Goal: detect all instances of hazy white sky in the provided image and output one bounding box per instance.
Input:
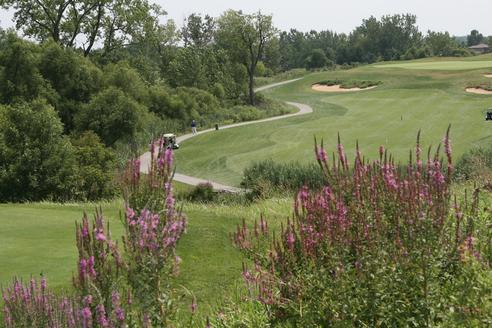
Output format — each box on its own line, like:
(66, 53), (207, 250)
(1, 0), (491, 36)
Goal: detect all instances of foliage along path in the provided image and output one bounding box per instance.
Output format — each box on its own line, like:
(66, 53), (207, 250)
(139, 78), (313, 192)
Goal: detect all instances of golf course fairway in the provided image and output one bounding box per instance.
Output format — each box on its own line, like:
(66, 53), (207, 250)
(175, 55), (492, 187)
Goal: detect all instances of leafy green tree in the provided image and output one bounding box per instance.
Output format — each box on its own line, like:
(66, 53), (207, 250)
(263, 37), (281, 73)
(425, 31), (460, 56)
(103, 62), (147, 103)
(182, 13), (215, 48)
(467, 29), (484, 46)
(71, 131), (116, 200)
(168, 47), (206, 88)
(216, 10), (277, 105)
(0, 0), (175, 56)
(304, 48), (328, 69)
(379, 14), (422, 60)
(38, 41), (103, 131)
(0, 99), (76, 201)
(75, 87), (144, 146)
(0, 33), (53, 104)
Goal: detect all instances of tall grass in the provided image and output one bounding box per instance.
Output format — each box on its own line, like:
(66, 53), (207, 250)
(241, 160), (326, 197)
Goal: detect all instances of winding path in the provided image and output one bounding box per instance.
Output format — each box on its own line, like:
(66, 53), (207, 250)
(139, 78), (313, 192)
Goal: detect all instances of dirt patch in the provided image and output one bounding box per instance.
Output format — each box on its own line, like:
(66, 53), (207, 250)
(484, 74), (492, 78)
(466, 87), (492, 95)
(312, 84), (378, 92)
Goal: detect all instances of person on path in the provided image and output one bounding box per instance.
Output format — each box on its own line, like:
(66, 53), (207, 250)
(191, 120), (197, 135)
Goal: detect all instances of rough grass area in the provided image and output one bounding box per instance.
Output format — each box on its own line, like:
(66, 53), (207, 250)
(315, 79), (382, 89)
(175, 55), (492, 187)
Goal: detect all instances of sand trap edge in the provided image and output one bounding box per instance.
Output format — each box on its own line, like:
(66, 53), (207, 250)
(312, 84), (378, 92)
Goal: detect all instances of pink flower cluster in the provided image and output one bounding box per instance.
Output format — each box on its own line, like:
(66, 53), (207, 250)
(125, 207), (186, 255)
(233, 129), (486, 309)
(2, 277), (127, 328)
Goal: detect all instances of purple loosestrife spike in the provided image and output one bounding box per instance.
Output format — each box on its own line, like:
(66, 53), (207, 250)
(83, 295), (93, 306)
(96, 304), (109, 327)
(79, 258), (88, 282)
(127, 290), (132, 306)
(115, 307), (125, 322)
(126, 207), (135, 220)
(87, 256), (96, 279)
(143, 313), (151, 328)
(191, 297), (197, 314)
(111, 291), (120, 307)
(3, 307), (12, 327)
(165, 148), (173, 167)
(286, 229), (295, 250)
(95, 230), (106, 241)
(81, 307), (92, 328)
(316, 146), (327, 162)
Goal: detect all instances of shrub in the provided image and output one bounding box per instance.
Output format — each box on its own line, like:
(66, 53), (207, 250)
(454, 145), (492, 182)
(0, 99), (77, 202)
(75, 87), (144, 147)
(241, 160), (326, 195)
(71, 132), (117, 201)
(186, 182), (217, 203)
(233, 129), (492, 326)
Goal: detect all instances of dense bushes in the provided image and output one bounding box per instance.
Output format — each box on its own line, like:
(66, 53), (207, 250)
(0, 100), (76, 201)
(455, 145), (492, 182)
(71, 132), (116, 201)
(242, 160), (326, 197)
(232, 131), (492, 326)
(75, 87), (144, 147)
(0, 100), (117, 202)
(185, 183), (217, 203)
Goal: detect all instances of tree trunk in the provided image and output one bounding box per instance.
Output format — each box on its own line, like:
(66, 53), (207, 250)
(248, 70), (255, 106)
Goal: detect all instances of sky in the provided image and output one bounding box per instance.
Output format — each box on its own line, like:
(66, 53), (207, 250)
(0, 0), (491, 36)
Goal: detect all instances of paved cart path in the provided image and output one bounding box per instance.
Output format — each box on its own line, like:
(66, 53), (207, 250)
(139, 78), (313, 193)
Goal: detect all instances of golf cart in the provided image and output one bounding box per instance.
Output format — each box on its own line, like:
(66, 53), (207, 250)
(163, 133), (180, 149)
(486, 110), (492, 121)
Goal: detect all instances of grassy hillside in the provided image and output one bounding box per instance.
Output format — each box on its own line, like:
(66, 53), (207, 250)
(175, 55), (492, 186)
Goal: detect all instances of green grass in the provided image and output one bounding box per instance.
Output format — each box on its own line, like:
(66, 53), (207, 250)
(375, 60), (492, 70)
(0, 197), (292, 320)
(175, 55), (492, 187)
(0, 201), (124, 290)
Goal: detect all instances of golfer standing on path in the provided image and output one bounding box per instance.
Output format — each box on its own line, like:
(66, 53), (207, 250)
(191, 119), (197, 135)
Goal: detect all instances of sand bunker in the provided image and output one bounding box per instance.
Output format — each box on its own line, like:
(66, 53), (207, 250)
(466, 87), (492, 95)
(484, 74), (492, 78)
(312, 84), (378, 92)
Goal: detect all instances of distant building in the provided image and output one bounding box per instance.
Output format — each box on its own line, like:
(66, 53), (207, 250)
(468, 43), (490, 54)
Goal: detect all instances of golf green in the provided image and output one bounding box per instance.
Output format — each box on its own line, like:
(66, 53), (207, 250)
(175, 56), (492, 187)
